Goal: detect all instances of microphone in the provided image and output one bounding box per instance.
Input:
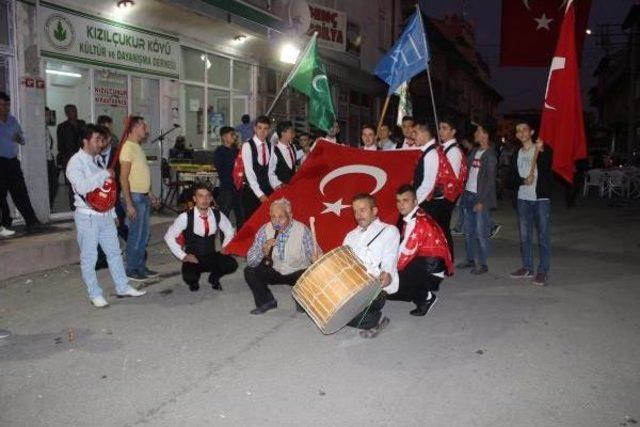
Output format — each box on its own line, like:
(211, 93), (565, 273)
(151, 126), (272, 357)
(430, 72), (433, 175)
(263, 228), (280, 267)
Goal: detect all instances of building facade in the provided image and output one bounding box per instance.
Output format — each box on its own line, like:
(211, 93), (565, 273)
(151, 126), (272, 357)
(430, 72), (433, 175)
(2, 0), (400, 223)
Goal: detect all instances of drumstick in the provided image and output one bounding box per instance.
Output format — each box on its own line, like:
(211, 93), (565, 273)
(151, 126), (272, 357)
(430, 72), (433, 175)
(309, 216), (319, 258)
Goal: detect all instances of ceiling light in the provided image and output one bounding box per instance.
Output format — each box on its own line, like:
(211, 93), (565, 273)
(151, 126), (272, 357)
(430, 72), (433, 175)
(280, 43), (300, 64)
(46, 69), (82, 78)
(117, 0), (134, 9)
(234, 35), (248, 43)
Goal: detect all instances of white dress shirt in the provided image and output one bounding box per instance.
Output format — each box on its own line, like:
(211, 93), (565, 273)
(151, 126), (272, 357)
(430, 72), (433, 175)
(65, 149), (113, 216)
(400, 137), (421, 150)
(399, 206), (445, 278)
(362, 144), (378, 151)
(164, 208), (236, 260)
(442, 139), (463, 178)
(241, 135), (271, 198)
(415, 139), (440, 204)
(343, 218), (400, 294)
(268, 141), (297, 188)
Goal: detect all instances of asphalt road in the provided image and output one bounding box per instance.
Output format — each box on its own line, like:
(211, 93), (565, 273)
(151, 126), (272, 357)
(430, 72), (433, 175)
(1, 198), (639, 427)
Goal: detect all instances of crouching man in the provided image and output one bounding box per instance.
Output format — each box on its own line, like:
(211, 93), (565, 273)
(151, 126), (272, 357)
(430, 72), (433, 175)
(244, 198), (321, 314)
(164, 181), (238, 291)
(389, 185), (453, 316)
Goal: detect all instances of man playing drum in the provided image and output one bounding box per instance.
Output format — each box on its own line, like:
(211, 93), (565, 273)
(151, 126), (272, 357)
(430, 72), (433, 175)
(343, 193), (400, 338)
(388, 184), (453, 316)
(244, 198), (321, 314)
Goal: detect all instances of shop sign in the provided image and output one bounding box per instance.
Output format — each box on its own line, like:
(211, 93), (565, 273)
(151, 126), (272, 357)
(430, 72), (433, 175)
(38, 2), (180, 78)
(307, 3), (346, 52)
(95, 87), (128, 107)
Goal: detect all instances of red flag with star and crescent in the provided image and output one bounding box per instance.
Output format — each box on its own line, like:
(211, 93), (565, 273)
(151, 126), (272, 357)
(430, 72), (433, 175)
(225, 142), (422, 256)
(539, 0), (587, 183)
(500, 0), (591, 67)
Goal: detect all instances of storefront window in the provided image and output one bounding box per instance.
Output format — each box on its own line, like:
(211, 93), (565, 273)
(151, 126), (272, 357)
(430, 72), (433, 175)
(207, 88), (230, 143)
(131, 77), (160, 157)
(184, 84), (204, 148)
(233, 61), (251, 91)
(207, 55), (230, 88)
(182, 47), (206, 83)
(0, 0), (9, 47)
(93, 70), (128, 139)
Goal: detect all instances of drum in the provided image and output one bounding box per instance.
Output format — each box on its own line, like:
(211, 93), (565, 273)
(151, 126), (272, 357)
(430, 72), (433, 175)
(292, 245), (381, 334)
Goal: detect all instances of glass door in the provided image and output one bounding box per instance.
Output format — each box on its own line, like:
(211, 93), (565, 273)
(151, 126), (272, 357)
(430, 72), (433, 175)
(93, 69), (128, 141)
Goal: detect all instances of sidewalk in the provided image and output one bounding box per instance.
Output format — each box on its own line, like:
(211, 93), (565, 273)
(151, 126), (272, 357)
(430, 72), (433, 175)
(0, 214), (175, 281)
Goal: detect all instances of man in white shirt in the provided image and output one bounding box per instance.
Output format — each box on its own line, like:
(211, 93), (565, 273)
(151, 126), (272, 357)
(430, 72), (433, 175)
(438, 118), (464, 180)
(66, 124), (146, 308)
(268, 121), (297, 189)
(377, 124), (396, 151)
(241, 115), (274, 219)
(360, 124), (379, 150)
(343, 193), (399, 338)
(165, 181), (238, 292)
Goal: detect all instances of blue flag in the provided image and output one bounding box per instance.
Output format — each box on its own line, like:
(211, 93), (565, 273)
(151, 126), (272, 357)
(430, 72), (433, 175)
(374, 10), (430, 96)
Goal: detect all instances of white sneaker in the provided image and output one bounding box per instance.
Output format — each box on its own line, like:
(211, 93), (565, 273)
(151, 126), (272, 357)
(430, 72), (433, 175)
(0, 226), (16, 237)
(117, 286), (146, 298)
(90, 296), (109, 308)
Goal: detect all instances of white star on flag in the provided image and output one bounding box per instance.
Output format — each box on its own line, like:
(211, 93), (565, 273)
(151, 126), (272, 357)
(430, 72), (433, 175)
(321, 198), (350, 216)
(535, 13), (553, 31)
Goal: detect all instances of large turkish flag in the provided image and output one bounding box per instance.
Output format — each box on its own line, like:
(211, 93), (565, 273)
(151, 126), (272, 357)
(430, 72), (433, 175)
(500, 0), (591, 67)
(225, 142), (422, 256)
(539, 0), (587, 183)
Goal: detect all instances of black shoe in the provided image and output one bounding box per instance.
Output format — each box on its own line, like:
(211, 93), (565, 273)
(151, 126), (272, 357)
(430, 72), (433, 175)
(127, 272), (149, 282)
(456, 260), (475, 269)
(25, 222), (45, 234)
(143, 268), (160, 279)
(471, 265), (489, 275)
(187, 282), (200, 292)
(359, 316), (390, 339)
(208, 275), (222, 291)
(250, 300), (277, 315)
(410, 294), (437, 316)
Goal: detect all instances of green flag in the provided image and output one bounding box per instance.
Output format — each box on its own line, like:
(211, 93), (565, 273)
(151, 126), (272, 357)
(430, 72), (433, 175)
(286, 34), (336, 132)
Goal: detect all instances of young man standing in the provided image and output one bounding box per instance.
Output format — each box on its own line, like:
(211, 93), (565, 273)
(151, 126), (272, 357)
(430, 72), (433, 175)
(240, 115), (273, 219)
(360, 124), (379, 151)
(0, 92), (42, 235)
(164, 182), (238, 292)
(214, 126), (243, 227)
(397, 116), (417, 149)
(458, 124), (497, 275)
(378, 124), (396, 151)
(268, 121), (298, 189)
(119, 116), (160, 282)
(510, 122), (553, 286)
(66, 124), (146, 307)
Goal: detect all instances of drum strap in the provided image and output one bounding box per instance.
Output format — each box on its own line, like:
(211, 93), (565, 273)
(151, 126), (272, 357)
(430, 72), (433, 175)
(366, 227), (387, 247)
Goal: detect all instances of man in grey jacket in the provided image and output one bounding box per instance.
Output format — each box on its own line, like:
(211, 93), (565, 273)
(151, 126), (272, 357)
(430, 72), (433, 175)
(457, 123), (497, 274)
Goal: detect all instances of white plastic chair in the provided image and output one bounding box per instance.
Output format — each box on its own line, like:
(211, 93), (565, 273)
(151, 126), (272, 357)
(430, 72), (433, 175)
(583, 169), (605, 196)
(603, 170), (629, 198)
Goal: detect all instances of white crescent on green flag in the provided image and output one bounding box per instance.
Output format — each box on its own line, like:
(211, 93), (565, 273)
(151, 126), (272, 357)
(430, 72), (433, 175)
(285, 34), (336, 132)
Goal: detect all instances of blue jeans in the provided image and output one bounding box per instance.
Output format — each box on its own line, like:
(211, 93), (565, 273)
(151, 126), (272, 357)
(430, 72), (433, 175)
(517, 199), (551, 274)
(125, 193), (151, 275)
(462, 191), (491, 266)
(74, 211), (130, 298)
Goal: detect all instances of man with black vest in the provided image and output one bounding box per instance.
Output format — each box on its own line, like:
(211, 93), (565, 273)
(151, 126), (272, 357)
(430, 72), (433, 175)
(164, 181), (238, 292)
(241, 115), (273, 219)
(268, 120), (297, 189)
(411, 121), (459, 259)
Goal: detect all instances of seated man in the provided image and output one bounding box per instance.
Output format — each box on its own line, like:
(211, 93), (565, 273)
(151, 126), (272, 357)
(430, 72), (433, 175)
(389, 184), (453, 316)
(343, 193), (400, 338)
(244, 198), (320, 314)
(164, 181), (238, 292)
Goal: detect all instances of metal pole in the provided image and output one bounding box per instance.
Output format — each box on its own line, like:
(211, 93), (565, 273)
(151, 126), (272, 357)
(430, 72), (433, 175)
(416, 5), (440, 133)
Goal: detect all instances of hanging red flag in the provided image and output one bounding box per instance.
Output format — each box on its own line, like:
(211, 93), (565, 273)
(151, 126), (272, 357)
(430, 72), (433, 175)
(225, 142), (422, 256)
(500, 0), (591, 67)
(539, 0), (588, 183)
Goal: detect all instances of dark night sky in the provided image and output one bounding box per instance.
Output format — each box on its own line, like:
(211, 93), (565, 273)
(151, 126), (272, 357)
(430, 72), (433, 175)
(419, 0), (634, 112)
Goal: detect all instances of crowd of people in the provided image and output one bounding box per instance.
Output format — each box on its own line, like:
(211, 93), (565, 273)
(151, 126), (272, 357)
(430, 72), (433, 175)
(1, 94), (554, 338)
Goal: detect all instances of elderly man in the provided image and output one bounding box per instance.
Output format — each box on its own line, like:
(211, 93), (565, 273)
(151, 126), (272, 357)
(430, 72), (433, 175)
(244, 198), (320, 314)
(343, 193), (399, 338)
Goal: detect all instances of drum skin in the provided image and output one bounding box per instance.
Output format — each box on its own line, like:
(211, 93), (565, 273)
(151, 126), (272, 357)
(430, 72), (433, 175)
(292, 245), (382, 334)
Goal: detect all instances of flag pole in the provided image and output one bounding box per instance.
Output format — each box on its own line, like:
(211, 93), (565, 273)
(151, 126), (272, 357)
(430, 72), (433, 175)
(416, 5), (440, 133)
(376, 95), (391, 136)
(265, 33), (318, 117)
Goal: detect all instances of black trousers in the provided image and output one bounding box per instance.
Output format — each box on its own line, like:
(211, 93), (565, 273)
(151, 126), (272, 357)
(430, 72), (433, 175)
(388, 257), (444, 305)
(421, 198), (455, 260)
(0, 157), (40, 227)
(217, 186), (245, 228)
(182, 252), (238, 286)
(242, 186), (262, 221)
(346, 292), (387, 330)
(47, 159), (59, 209)
(244, 264), (305, 307)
